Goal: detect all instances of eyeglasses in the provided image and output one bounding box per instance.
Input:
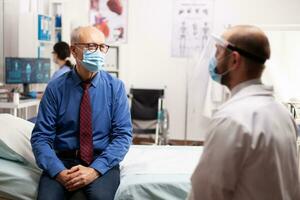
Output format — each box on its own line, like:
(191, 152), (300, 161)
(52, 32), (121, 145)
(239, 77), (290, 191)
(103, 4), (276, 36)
(74, 43), (110, 54)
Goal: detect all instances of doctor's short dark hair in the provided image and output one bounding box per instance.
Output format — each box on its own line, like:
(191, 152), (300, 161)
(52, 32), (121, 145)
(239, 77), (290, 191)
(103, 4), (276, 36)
(53, 41), (71, 60)
(227, 25), (270, 67)
(53, 41), (73, 68)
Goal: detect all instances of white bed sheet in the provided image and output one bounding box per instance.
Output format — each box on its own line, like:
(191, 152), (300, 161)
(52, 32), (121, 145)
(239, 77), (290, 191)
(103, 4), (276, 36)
(0, 142), (203, 200)
(115, 145), (203, 200)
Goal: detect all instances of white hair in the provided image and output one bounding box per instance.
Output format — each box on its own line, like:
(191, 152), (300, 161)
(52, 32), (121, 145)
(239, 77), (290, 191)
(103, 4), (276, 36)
(70, 26), (82, 45)
(70, 26), (105, 45)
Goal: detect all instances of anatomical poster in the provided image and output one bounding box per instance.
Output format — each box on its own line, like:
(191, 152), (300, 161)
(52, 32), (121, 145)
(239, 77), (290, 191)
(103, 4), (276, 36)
(90, 0), (128, 44)
(172, 0), (214, 57)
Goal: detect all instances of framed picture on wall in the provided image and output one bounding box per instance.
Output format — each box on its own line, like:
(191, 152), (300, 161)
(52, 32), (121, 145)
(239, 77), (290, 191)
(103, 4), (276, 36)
(105, 46), (119, 70)
(89, 0), (128, 44)
(104, 46), (119, 77)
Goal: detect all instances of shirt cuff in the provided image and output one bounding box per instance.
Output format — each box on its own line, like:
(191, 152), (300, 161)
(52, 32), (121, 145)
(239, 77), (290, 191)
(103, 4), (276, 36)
(90, 159), (110, 175)
(47, 160), (66, 178)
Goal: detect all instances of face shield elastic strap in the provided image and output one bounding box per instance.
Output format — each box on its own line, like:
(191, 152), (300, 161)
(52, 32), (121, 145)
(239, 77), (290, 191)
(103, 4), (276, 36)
(211, 34), (267, 64)
(226, 44), (266, 64)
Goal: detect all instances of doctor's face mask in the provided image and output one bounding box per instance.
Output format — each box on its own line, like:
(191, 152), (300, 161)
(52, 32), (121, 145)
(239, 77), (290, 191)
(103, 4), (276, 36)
(207, 35), (235, 84)
(209, 49), (234, 84)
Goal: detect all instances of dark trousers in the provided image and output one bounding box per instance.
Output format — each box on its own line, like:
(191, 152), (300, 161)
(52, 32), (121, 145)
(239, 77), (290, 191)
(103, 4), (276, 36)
(37, 158), (120, 200)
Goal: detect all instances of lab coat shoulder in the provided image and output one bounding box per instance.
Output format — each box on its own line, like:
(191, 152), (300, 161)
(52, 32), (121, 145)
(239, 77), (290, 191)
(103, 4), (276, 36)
(202, 85), (274, 150)
(213, 85), (288, 132)
(214, 84), (297, 142)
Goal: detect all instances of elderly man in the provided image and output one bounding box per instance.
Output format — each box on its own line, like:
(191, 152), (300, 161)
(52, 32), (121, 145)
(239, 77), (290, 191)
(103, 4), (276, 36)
(189, 25), (300, 200)
(31, 26), (132, 200)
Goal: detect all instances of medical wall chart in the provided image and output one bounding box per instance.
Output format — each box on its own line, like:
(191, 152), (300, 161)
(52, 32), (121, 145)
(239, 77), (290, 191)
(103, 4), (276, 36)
(90, 0), (128, 44)
(171, 0), (214, 57)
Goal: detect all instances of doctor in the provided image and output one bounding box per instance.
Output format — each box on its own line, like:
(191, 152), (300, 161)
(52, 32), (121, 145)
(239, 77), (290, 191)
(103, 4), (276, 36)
(189, 25), (300, 200)
(31, 26), (132, 200)
(50, 41), (73, 81)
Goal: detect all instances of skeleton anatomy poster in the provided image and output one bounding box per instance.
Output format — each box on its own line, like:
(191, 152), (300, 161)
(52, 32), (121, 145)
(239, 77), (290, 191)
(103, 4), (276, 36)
(172, 0), (214, 57)
(90, 0), (128, 44)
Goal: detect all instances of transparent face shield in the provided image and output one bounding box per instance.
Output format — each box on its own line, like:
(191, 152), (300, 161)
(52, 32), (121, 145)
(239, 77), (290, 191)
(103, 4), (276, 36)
(189, 34), (232, 80)
(193, 34), (267, 79)
(209, 34), (234, 63)
(185, 34), (233, 127)
(210, 34), (267, 64)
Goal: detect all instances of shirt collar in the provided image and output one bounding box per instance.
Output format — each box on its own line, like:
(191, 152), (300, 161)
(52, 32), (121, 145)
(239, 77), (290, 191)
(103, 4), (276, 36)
(231, 78), (262, 96)
(70, 67), (101, 88)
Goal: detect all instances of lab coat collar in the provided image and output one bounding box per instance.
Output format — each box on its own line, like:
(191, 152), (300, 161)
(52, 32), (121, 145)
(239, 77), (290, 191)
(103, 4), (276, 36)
(219, 82), (274, 110)
(232, 83), (273, 99)
(231, 78), (262, 96)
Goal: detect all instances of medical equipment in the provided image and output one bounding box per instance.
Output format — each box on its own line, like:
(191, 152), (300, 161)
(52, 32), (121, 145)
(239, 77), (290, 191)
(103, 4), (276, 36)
(157, 104), (169, 145)
(129, 87), (169, 145)
(284, 100), (300, 128)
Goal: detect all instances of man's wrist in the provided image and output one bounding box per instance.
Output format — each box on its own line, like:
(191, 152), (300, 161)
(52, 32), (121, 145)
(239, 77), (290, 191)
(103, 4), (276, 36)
(54, 169), (65, 179)
(91, 167), (102, 177)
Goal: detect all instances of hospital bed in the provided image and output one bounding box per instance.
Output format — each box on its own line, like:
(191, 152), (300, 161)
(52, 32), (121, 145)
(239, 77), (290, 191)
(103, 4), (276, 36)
(115, 145), (202, 200)
(0, 114), (202, 200)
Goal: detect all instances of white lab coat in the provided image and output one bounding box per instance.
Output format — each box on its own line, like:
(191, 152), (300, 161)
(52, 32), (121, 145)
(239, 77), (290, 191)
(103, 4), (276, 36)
(189, 82), (300, 200)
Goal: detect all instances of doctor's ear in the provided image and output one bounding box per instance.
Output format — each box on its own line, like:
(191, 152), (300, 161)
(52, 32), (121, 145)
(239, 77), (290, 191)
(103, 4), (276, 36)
(231, 51), (242, 66)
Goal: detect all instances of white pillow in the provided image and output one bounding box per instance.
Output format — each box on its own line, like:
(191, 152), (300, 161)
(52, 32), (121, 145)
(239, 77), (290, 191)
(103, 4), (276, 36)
(0, 114), (37, 167)
(0, 158), (41, 200)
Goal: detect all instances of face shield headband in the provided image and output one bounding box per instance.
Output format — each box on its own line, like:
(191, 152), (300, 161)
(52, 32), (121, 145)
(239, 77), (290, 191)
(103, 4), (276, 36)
(211, 34), (267, 64)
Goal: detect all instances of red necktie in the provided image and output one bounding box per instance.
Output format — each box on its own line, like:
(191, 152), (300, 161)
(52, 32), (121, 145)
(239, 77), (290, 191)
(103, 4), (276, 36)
(79, 82), (93, 165)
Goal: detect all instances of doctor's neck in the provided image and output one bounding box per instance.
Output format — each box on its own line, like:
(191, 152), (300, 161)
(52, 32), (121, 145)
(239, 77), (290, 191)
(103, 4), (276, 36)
(224, 69), (263, 91)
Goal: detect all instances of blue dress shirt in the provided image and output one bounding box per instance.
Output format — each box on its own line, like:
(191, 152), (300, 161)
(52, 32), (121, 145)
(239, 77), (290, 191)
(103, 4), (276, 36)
(31, 69), (132, 177)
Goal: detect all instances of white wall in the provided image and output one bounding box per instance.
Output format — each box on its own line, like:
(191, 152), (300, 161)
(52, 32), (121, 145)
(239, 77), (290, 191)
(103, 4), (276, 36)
(45, 0), (300, 140)
(263, 27), (300, 101)
(213, 0), (300, 29)
(0, 0), (3, 85)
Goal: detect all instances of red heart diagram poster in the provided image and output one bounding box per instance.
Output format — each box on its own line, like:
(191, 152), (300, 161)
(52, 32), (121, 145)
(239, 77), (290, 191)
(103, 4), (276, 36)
(90, 0), (128, 44)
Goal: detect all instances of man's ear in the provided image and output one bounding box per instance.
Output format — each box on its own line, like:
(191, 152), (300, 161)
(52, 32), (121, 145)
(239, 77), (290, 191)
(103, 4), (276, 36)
(70, 46), (77, 58)
(232, 51), (241, 67)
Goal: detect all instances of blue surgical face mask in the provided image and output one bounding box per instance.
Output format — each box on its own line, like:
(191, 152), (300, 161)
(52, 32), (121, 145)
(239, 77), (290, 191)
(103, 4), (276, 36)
(80, 50), (105, 72)
(208, 55), (234, 84)
(209, 57), (222, 83)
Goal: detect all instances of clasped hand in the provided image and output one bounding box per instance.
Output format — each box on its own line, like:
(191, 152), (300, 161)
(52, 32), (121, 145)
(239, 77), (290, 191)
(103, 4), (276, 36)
(56, 165), (100, 191)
